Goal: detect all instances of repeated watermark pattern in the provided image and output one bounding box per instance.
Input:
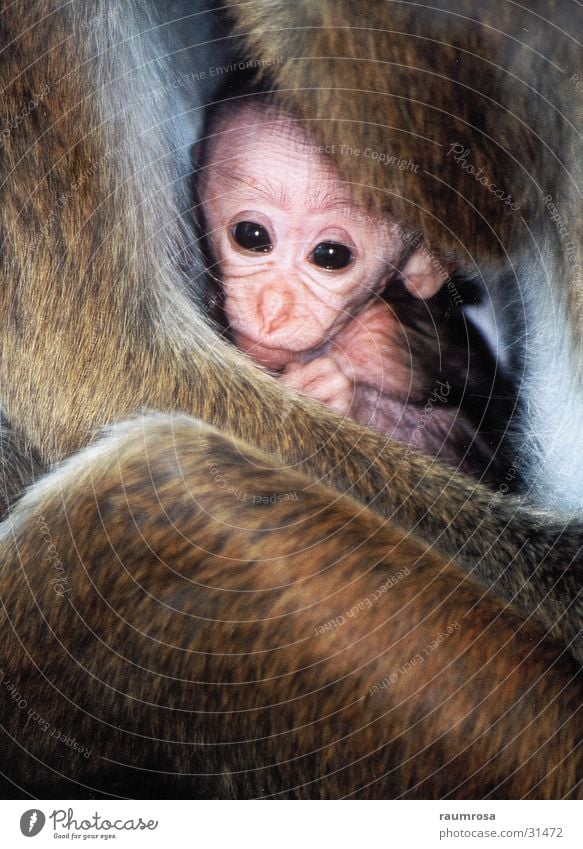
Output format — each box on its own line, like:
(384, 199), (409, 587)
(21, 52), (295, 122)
(447, 143), (520, 211)
(369, 621), (461, 695)
(342, 207), (460, 306)
(333, 142), (420, 173)
(205, 459), (298, 505)
(543, 194), (582, 289)
(152, 56), (285, 96)
(36, 512), (71, 597)
(314, 566), (411, 636)
(0, 84), (49, 145)
(404, 381), (451, 460)
(0, 670), (92, 760)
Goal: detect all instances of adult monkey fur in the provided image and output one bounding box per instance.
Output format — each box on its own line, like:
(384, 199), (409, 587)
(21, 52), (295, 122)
(0, 0), (580, 799)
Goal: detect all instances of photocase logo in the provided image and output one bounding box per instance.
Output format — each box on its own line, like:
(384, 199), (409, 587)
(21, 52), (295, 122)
(19, 810), (46, 837)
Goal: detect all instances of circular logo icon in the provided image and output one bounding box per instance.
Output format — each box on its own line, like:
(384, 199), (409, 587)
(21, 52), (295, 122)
(19, 810), (46, 837)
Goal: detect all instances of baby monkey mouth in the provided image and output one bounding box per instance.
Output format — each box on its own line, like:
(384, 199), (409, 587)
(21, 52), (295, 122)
(233, 328), (329, 371)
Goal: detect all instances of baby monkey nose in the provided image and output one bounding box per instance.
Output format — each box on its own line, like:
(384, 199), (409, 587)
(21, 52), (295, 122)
(257, 284), (294, 334)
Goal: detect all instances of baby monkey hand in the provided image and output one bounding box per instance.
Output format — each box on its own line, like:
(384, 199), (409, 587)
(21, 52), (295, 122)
(280, 356), (354, 417)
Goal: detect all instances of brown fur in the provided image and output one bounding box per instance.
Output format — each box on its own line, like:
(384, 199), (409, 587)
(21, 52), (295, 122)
(0, 0), (580, 797)
(0, 417), (45, 515)
(0, 417), (580, 798)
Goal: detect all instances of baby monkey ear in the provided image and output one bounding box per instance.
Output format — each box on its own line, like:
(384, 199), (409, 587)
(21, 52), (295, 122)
(400, 246), (452, 300)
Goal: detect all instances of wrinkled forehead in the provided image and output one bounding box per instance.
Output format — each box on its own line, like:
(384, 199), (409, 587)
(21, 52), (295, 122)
(201, 103), (346, 193)
(210, 102), (310, 150)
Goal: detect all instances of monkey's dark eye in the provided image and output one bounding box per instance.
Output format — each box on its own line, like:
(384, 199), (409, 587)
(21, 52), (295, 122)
(232, 221), (273, 252)
(311, 241), (353, 270)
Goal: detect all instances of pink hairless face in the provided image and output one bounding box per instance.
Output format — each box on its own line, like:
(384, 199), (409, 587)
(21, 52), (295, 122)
(199, 104), (446, 370)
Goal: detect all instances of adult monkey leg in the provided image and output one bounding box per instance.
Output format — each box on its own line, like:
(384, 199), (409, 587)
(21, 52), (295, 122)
(0, 1), (580, 655)
(0, 416), (580, 799)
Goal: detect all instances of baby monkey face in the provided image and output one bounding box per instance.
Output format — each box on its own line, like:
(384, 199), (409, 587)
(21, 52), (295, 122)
(200, 107), (401, 369)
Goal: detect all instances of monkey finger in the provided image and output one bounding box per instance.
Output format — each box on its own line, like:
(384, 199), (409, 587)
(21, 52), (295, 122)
(281, 357), (353, 415)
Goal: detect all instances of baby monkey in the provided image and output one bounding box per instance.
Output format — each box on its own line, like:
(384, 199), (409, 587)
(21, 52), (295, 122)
(196, 98), (510, 479)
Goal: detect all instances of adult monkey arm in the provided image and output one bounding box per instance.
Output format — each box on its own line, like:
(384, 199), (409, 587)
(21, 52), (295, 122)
(0, 0), (580, 657)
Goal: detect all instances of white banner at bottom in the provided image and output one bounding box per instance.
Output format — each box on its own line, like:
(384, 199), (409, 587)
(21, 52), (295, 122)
(1, 799), (580, 848)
